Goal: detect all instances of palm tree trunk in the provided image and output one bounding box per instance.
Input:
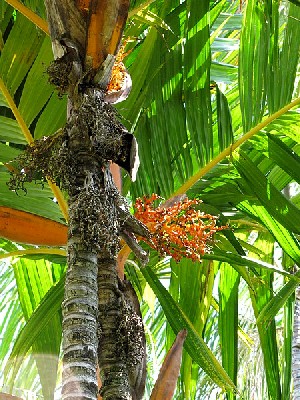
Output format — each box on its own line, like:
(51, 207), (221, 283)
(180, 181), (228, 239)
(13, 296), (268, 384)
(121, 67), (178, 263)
(95, 167), (147, 400)
(293, 287), (300, 400)
(43, 3), (147, 398)
(61, 86), (127, 400)
(282, 185), (299, 400)
(60, 88), (146, 400)
(97, 244), (132, 400)
(61, 90), (103, 400)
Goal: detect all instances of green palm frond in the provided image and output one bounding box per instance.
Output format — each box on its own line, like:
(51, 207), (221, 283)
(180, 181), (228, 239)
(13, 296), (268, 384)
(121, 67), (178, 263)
(0, 0), (299, 398)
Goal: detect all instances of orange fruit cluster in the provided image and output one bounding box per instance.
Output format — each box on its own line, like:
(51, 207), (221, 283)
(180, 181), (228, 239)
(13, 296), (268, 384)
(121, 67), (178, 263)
(106, 61), (128, 93)
(134, 194), (227, 262)
(106, 41), (129, 94)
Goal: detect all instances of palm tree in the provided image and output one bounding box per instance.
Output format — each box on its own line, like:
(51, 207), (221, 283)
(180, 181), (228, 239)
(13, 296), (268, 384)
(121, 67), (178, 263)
(0, 0), (300, 399)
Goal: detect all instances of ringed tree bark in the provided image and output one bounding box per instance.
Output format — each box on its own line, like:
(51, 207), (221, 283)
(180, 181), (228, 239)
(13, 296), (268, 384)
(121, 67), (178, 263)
(13, 1), (149, 399)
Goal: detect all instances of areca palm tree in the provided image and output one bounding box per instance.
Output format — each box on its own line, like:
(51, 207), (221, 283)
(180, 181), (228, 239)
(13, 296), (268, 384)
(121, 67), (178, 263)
(0, 0), (300, 399)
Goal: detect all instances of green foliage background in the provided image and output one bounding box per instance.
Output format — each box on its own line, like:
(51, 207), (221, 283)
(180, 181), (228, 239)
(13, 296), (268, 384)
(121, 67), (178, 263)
(0, 0), (300, 399)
